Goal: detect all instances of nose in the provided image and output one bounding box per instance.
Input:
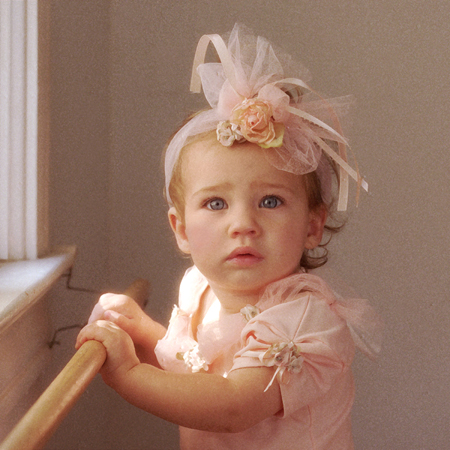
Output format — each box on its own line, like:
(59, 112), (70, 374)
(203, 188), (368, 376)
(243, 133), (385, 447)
(228, 206), (261, 238)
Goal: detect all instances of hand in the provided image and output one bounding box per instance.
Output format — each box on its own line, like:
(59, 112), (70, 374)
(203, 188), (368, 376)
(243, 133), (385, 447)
(87, 293), (167, 365)
(88, 293), (151, 347)
(76, 320), (140, 385)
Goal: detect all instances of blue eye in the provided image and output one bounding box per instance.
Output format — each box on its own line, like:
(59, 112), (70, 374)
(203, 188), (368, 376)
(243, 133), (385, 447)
(206, 198), (226, 210)
(260, 196), (282, 209)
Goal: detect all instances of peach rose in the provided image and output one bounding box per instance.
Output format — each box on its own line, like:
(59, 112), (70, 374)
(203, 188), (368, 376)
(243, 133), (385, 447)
(231, 98), (284, 148)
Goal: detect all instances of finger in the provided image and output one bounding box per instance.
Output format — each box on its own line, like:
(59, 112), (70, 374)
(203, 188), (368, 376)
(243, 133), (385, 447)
(99, 292), (116, 303)
(76, 323), (101, 349)
(76, 320), (115, 349)
(88, 293), (122, 324)
(75, 326), (90, 349)
(99, 293), (130, 307)
(88, 302), (106, 324)
(103, 309), (123, 324)
(104, 310), (133, 333)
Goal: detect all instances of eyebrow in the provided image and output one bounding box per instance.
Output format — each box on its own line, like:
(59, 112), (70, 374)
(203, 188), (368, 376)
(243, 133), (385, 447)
(190, 183), (233, 198)
(191, 181), (297, 198)
(250, 181), (298, 196)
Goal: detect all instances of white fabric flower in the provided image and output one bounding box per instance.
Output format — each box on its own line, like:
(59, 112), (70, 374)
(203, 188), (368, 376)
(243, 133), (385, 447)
(259, 341), (304, 391)
(176, 344), (209, 373)
(240, 305), (260, 322)
(216, 120), (245, 146)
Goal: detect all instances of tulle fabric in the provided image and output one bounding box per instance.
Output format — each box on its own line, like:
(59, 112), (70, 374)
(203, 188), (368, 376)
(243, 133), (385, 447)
(155, 267), (381, 450)
(331, 297), (383, 359)
(164, 24), (363, 210)
(155, 266), (383, 376)
(257, 272), (383, 360)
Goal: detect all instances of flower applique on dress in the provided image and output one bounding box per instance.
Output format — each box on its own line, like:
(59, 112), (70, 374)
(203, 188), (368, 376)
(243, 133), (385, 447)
(240, 304), (260, 322)
(166, 306), (209, 373)
(155, 305), (209, 374)
(176, 343), (209, 373)
(260, 342), (304, 392)
(240, 304), (304, 391)
(232, 272), (383, 396)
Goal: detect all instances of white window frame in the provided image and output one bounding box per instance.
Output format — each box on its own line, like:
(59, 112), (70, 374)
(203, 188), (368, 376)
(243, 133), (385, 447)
(0, 0), (49, 260)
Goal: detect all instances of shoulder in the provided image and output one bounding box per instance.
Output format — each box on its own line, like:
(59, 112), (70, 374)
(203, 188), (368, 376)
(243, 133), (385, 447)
(241, 273), (352, 352)
(256, 272), (338, 317)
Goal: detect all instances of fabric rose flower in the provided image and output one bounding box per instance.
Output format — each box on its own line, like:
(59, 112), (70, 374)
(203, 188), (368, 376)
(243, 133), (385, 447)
(216, 120), (246, 147)
(176, 344), (209, 373)
(231, 98), (285, 148)
(240, 304), (260, 322)
(259, 341), (304, 391)
(262, 342), (303, 371)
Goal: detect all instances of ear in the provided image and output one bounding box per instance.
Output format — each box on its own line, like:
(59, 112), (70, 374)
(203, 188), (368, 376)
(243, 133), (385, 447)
(305, 206), (328, 250)
(168, 207), (191, 254)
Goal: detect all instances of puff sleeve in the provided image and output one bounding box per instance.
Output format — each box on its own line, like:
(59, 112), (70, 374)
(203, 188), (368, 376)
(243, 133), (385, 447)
(230, 290), (356, 417)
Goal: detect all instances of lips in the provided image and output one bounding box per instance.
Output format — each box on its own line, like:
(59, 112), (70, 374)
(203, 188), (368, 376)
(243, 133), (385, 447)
(227, 247), (263, 266)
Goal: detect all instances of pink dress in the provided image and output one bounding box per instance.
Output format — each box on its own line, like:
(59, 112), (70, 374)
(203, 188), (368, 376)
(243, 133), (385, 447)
(155, 267), (382, 450)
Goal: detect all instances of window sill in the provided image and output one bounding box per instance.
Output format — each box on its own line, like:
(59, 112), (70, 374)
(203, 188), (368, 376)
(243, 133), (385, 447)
(0, 245), (76, 334)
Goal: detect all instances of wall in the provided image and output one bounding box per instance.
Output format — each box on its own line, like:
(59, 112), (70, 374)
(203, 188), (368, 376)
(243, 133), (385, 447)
(0, 299), (52, 442)
(46, 1), (450, 449)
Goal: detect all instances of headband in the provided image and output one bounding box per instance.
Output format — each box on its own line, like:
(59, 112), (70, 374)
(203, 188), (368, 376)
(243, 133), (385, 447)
(164, 24), (367, 210)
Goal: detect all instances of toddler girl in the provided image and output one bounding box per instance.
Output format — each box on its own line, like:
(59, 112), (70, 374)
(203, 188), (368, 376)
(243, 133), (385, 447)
(76, 24), (382, 449)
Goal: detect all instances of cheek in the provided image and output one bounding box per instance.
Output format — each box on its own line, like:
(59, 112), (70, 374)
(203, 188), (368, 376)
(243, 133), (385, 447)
(184, 218), (217, 256)
(278, 229), (307, 255)
(274, 214), (310, 252)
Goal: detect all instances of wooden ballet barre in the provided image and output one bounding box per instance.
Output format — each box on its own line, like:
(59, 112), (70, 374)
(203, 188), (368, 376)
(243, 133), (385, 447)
(0, 278), (150, 450)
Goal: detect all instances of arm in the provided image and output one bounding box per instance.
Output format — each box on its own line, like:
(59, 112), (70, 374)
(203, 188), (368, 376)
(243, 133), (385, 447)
(76, 321), (282, 433)
(88, 293), (167, 366)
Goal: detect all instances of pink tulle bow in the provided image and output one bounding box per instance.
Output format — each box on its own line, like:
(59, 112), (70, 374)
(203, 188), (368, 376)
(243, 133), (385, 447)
(165, 24), (368, 211)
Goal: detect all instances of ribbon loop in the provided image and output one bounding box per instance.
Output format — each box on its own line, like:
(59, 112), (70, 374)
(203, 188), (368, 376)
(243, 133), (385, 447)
(166, 24), (367, 211)
(190, 34), (238, 95)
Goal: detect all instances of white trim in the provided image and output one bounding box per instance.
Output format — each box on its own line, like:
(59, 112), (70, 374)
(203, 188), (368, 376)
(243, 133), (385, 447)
(26, 1), (39, 259)
(9, 1), (26, 259)
(0, 0), (47, 260)
(0, 245), (76, 333)
(0, 1), (12, 257)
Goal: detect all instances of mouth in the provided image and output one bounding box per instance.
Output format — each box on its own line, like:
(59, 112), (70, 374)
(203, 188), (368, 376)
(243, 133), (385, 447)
(227, 247), (264, 266)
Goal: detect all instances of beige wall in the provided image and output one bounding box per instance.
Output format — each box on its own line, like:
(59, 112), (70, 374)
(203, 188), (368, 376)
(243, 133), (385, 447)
(46, 1), (450, 449)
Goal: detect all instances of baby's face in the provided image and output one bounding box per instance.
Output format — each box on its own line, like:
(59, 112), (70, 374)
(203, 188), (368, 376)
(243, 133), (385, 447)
(170, 136), (325, 309)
